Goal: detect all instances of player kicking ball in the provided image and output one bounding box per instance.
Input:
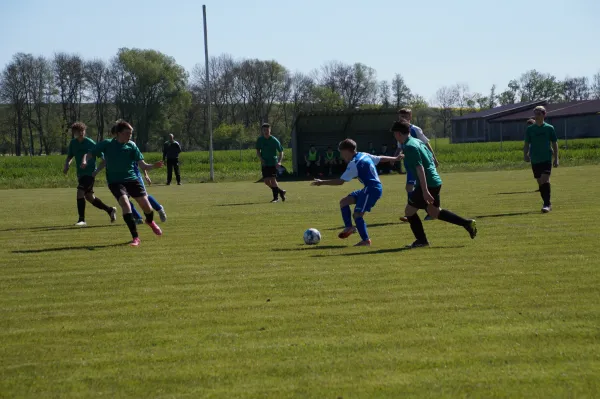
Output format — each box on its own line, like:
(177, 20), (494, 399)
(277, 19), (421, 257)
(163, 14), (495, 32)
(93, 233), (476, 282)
(312, 139), (401, 247)
(392, 120), (477, 248)
(85, 121), (164, 247)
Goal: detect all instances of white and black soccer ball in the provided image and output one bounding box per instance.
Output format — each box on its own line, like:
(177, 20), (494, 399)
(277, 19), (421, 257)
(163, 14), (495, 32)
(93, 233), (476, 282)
(303, 228), (321, 245)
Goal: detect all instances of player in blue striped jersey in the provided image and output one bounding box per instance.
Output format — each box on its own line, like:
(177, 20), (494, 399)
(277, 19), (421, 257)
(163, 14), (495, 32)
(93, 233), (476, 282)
(312, 139), (401, 247)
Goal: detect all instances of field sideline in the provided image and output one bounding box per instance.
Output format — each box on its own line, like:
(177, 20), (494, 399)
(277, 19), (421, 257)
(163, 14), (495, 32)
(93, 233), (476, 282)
(1, 165), (599, 398)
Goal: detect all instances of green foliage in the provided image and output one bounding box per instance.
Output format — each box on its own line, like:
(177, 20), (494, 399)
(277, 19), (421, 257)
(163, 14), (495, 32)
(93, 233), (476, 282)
(2, 138), (600, 189)
(1, 167), (600, 397)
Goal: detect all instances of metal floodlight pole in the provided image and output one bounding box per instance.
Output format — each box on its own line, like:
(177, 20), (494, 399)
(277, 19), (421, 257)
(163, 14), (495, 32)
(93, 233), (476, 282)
(203, 5), (214, 181)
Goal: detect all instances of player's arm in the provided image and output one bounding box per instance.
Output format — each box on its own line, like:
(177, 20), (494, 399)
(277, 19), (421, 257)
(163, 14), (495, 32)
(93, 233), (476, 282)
(277, 142), (284, 165)
(416, 165), (435, 204)
(379, 154), (404, 163)
(138, 159), (164, 171)
(523, 128), (531, 162)
(144, 169), (152, 184)
(63, 156), (73, 174)
(92, 158), (106, 177)
(312, 178), (344, 186)
(425, 142), (439, 166)
(550, 127), (559, 166)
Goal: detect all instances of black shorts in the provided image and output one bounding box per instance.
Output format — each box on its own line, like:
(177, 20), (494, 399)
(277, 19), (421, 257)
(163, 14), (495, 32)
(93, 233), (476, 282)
(262, 166), (277, 178)
(108, 180), (147, 200)
(77, 175), (95, 194)
(408, 186), (441, 209)
(532, 162), (552, 179)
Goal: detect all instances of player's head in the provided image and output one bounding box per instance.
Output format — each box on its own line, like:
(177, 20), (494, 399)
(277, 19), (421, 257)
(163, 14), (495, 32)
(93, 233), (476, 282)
(310, 144), (316, 151)
(71, 122), (87, 142)
(169, 134), (174, 141)
(398, 108), (412, 122)
(533, 106), (546, 123)
(381, 143), (388, 149)
(110, 120), (123, 137)
(261, 123), (271, 137)
(327, 146), (333, 152)
(115, 120), (134, 143)
(526, 118), (535, 126)
(338, 139), (357, 162)
(391, 120), (411, 144)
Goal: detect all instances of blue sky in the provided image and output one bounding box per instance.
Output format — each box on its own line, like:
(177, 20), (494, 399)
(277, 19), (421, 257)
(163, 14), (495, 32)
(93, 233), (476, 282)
(1, 0), (599, 101)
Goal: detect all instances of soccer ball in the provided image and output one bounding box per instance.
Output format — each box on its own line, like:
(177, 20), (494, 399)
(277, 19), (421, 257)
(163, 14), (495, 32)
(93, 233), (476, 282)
(303, 228), (321, 245)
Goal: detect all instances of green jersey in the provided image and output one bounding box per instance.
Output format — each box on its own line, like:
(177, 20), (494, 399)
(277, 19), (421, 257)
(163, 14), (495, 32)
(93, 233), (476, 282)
(92, 139), (144, 184)
(403, 136), (442, 188)
(256, 135), (283, 167)
(525, 122), (557, 164)
(68, 137), (97, 177)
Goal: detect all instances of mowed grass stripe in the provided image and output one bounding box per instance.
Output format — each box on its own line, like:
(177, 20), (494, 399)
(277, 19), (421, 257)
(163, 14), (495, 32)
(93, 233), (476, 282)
(1, 165), (599, 398)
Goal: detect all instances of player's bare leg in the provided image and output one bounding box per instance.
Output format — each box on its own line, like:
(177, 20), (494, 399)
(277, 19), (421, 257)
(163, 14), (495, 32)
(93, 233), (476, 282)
(338, 196), (357, 239)
(133, 195), (162, 236)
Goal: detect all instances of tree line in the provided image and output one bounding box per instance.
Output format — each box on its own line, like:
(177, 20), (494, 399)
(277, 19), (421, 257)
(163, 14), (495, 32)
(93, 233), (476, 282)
(1, 48), (599, 155)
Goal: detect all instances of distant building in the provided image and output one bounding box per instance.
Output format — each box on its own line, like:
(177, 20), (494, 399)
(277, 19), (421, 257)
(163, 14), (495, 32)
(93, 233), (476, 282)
(451, 100), (600, 143)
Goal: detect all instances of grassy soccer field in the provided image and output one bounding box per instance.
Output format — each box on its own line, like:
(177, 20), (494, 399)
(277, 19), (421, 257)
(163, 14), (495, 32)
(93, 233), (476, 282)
(1, 166), (600, 398)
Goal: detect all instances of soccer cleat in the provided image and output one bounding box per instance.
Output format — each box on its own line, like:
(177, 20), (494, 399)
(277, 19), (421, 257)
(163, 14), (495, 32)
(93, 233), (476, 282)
(354, 239), (372, 247)
(408, 240), (430, 249)
(130, 237), (141, 247)
(542, 205), (552, 213)
(177, 182), (182, 186)
(75, 221), (87, 227)
(338, 227), (357, 239)
(465, 220), (478, 239)
(109, 207), (117, 223)
(270, 198), (279, 203)
(424, 214), (433, 221)
(158, 208), (167, 222)
(280, 190), (287, 202)
(147, 221), (163, 236)
(135, 218), (144, 225)
(399, 216), (409, 223)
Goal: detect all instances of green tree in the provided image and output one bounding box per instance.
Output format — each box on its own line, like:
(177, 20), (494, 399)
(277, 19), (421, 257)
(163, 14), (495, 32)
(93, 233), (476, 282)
(111, 48), (190, 151)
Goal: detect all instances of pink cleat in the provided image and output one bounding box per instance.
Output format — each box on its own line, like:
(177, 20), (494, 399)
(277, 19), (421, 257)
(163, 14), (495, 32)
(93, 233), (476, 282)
(130, 237), (141, 247)
(354, 239), (372, 247)
(338, 227), (357, 239)
(147, 221), (162, 236)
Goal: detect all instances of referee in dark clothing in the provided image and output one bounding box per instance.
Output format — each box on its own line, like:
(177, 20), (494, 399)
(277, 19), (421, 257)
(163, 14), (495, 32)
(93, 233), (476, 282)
(162, 134), (182, 185)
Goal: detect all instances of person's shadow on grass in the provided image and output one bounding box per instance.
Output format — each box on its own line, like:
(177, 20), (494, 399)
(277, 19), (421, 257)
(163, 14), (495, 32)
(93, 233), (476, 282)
(12, 242), (131, 254)
(0, 224), (120, 233)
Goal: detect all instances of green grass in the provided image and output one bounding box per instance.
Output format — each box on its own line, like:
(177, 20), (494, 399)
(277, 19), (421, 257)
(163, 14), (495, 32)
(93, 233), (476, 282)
(1, 166), (599, 398)
(2, 138), (600, 189)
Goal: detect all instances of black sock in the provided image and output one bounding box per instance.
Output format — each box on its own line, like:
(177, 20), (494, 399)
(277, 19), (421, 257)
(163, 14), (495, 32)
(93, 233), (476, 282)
(438, 209), (469, 227)
(408, 214), (428, 243)
(145, 211), (154, 224)
(77, 198), (86, 221)
(278, 187), (285, 194)
(271, 187), (279, 199)
(123, 213), (138, 239)
(540, 183), (551, 206)
(91, 197), (112, 213)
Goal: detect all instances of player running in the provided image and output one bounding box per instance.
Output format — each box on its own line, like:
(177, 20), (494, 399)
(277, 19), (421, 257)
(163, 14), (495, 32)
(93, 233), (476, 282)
(524, 106), (559, 212)
(392, 120), (476, 248)
(85, 121), (164, 246)
(311, 139), (401, 247)
(63, 122), (116, 226)
(256, 123), (287, 203)
(397, 108), (439, 222)
(92, 124), (168, 224)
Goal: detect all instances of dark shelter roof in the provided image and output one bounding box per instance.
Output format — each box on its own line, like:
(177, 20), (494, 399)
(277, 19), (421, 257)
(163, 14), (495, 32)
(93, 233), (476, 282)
(452, 100), (546, 121)
(490, 100), (600, 122)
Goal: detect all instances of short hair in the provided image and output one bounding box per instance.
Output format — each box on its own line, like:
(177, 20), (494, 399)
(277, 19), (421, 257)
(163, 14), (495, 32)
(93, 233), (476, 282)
(526, 118), (535, 125)
(398, 108), (412, 117)
(115, 120), (133, 133)
(533, 106), (546, 115)
(310, 144), (316, 148)
(338, 139), (357, 152)
(71, 122), (86, 132)
(261, 123), (270, 128)
(391, 120), (411, 135)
